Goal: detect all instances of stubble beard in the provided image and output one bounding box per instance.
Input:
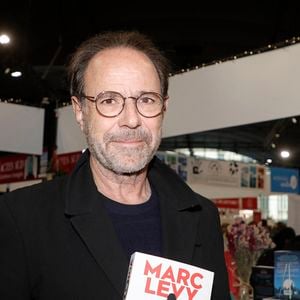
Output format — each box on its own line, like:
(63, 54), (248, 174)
(84, 122), (162, 175)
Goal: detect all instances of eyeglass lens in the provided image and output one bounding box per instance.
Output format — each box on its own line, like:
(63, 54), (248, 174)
(96, 91), (164, 117)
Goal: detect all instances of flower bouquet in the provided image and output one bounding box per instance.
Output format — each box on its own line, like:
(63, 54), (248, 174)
(226, 218), (274, 299)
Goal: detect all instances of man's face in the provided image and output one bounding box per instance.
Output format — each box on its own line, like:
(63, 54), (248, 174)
(73, 47), (167, 174)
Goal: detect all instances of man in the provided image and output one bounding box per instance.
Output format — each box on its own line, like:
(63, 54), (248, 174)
(0, 31), (230, 299)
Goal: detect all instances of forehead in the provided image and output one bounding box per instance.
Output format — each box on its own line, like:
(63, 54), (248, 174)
(84, 47), (160, 93)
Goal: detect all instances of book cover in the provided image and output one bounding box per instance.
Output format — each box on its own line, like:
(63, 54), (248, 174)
(274, 250), (300, 299)
(251, 265), (274, 300)
(123, 252), (214, 300)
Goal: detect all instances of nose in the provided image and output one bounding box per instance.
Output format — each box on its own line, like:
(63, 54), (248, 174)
(117, 97), (141, 128)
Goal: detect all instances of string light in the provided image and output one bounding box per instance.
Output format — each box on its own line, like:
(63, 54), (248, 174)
(171, 36), (300, 76)
(0, 98), (23, 104)
(11, 71), (22, 77)
(0, 34), (10, 44)
(280, 150), (290, 159)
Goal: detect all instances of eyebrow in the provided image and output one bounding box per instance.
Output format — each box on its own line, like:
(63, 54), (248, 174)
(137, 90), (159, 95)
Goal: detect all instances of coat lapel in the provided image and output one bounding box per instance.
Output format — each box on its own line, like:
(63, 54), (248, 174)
(160, 193), (202, 263)
(64, 151), (128, 297)
(70, 211), (129, 296)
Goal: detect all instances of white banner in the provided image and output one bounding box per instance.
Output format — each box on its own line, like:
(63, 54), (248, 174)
(56, 105), (86, 154)
(0, 102), (44, 155)
(188, 157), (265, 189)
(164, 43), (300, 137)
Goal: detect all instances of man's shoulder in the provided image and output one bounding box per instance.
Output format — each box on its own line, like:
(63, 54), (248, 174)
(0, 175), (68, 211)
(193, 191), (219, 213)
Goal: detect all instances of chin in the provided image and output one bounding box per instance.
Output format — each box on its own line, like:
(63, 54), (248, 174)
(89, 140), (157, 174)
(110, 157), (150, 174)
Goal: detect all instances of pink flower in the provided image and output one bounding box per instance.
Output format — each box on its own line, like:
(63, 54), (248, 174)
(225, 219), (274, 283)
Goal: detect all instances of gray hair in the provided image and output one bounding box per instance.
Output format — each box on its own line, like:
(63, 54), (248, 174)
(68, 31), (170, 98)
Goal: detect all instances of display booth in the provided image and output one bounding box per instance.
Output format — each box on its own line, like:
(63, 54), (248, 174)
(0, 102), (44, 191)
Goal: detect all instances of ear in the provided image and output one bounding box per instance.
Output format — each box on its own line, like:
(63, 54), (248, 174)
(71, 96), (85, 131)
(162, 96), (169, 116)
(164, 96), (169, 112)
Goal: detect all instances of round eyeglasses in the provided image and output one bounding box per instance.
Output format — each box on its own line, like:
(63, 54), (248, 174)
(80, 91), (168, 118)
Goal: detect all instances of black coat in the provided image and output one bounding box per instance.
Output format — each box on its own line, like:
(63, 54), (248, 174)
(0, 151), (230, 299)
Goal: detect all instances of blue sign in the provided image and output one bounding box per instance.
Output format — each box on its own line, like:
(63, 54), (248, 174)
(271, 167), (299, 194)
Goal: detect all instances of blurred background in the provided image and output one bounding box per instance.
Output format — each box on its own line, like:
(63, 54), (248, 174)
(1, 1), (300, 167)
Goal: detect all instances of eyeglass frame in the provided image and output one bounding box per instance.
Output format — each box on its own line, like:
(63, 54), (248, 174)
(78, 90), (168, 118)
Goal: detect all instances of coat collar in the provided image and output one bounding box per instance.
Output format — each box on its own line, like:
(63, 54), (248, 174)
(148, 157), (202, 211)
(64, 150), (204, 296)
(64, 150), (128, 296)
(65, 151), (202, 215)
(64, 149), (95, 216)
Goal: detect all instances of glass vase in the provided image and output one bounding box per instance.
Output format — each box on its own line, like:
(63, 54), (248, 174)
(239, 281), (252, 300)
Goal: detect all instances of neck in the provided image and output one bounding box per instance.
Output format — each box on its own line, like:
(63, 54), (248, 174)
(89, 155), (151, 205)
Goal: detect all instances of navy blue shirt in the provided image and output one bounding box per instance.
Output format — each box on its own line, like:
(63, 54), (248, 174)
(103, 187), (162, 259)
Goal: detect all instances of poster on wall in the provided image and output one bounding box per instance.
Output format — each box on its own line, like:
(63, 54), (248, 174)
(165, 152), (178, 172)
(0, 154), (38, 184)
(50, 151), (82, 175)
(188, 158), (240, 187)
(271, 167), (299, 194)
(188, 157), (265, 189)
(177, 153), (188, 181)
(241, 165), (265, 189)
(213, 197), (257, 210)
(156, 151), (187, 181)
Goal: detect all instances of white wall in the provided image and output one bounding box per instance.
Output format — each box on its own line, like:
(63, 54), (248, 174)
(0, 102), (44, 155)
(164, 43), (300, 137)
(56, 105), (86, 154)
(288, 195), (300, 234)
(188, 170), (270, 199)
